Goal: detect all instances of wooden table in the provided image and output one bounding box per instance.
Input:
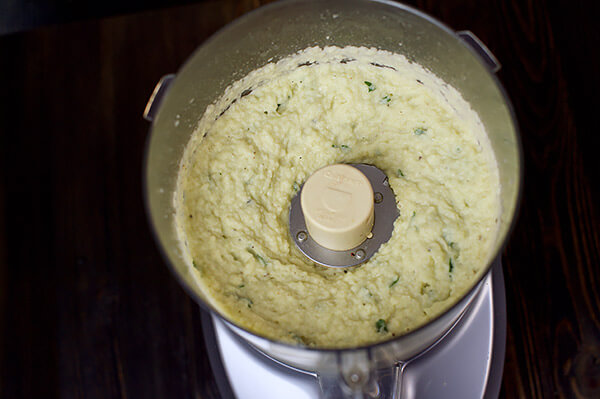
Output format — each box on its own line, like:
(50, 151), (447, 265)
(1, 0), (598, 397)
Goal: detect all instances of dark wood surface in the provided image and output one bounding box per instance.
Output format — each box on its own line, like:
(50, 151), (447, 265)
(1, 0), (599, 398)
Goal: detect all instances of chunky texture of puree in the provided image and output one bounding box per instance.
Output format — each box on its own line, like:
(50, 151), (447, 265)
(176, 46), (500, 348)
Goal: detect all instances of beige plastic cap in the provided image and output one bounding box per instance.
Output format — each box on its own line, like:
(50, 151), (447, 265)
(300, 164), (374, 251)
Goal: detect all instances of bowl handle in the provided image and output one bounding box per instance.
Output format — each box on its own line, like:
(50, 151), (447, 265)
(143, 74), (175, 122)
(457, 30), (501, 73)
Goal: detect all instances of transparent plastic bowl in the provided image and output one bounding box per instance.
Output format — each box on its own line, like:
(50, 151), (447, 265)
(144, 0), (522, 397)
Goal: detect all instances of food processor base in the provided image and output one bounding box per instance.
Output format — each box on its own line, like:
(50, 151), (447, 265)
(201, 260), (506, 399)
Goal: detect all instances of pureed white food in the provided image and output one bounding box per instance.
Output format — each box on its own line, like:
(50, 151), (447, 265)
(175, 46), (500, 348)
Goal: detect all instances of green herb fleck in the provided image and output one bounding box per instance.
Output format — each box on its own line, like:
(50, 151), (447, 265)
(375, 319), (388, 333)
(420, 282), (431, 295)
(238, 284), (245, 288)
(192, 260), (199, 270)
(397, 169), (405, 178)
(235, 293), (253, 308)
(449, 258), (455, 273)
(276, 103), (282, 113)
(332, 144), (350, 150)
(247, 248), (268, 266)
(293, 181), (300, 192)
(290, 333), (308, 345)
(364, 81), (376, 92)
(264, 111), (268, 114)
(381, 94), (392, 104)
(442, 233), (458, 252)
(414, 127), (427, 135)
(243, 297), (253, 308)
(410, 211), (418, 231)
(389, 276), (400, 288)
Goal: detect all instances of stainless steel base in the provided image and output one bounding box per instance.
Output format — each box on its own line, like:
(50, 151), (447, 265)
(202, 260), (506, 398)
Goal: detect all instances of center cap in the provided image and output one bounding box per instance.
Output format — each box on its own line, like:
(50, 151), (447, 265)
(301, 164), (374, 251)
(289, 164), (399, 268)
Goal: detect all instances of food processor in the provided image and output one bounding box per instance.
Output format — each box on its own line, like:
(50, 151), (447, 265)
(142, 0), (522, 397)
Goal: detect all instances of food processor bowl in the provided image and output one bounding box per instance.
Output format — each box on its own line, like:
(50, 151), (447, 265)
(143, 0), (522, 397)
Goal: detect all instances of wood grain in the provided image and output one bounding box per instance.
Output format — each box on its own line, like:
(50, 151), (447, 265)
(0, 0), (598, 398)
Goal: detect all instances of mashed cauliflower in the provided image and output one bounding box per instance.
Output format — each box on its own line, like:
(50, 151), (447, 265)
(175, 46), (500, 348)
